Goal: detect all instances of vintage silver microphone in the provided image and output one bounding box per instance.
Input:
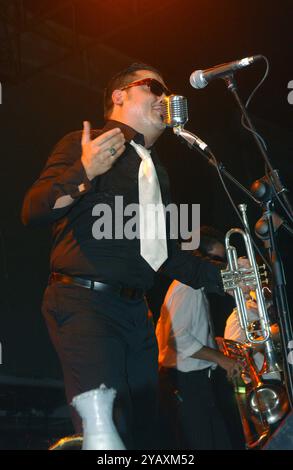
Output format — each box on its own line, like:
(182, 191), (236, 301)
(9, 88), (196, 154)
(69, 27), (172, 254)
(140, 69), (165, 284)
(162, 94), (211, 153)
(162, 94), (189, 128)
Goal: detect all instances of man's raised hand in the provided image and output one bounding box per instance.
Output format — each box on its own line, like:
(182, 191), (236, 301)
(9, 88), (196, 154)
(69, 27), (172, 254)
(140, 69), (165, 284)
(81, 121), (125, 180)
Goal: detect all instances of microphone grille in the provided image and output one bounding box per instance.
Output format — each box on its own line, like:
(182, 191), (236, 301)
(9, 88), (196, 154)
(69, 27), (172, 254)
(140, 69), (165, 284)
(189, 70), (206, 89)
(162, 95), (188, 127)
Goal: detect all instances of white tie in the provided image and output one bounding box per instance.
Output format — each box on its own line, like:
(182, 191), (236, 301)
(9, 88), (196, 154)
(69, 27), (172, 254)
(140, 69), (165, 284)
(130, 140), (168, 271)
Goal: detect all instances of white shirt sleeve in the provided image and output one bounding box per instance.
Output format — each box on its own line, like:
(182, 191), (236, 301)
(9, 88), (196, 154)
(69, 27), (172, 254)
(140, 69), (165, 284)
(161, 283), (208, 360)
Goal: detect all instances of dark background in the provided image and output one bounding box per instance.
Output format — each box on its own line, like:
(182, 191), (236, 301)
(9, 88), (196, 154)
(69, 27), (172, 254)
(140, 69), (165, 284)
(0, 0), (292, 408)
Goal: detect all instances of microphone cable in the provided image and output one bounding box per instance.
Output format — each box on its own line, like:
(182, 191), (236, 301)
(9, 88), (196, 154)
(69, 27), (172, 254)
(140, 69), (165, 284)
(239, 55), (293, 225)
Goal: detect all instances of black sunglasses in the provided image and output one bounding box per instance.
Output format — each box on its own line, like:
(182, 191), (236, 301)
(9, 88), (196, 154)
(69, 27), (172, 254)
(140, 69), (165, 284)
(120, 78), (170, 97)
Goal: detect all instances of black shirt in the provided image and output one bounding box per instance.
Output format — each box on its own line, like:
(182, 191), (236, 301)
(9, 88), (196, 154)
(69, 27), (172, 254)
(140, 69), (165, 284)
(22, 120), (224, 293)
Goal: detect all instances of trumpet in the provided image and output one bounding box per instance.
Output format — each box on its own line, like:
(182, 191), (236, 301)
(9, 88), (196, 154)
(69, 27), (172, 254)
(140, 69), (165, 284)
(219, 204), (289, 448)
(221, 204), (280, 374)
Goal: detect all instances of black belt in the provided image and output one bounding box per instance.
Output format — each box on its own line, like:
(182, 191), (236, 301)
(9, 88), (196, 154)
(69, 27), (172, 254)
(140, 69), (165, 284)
(49, 273), (145, 300)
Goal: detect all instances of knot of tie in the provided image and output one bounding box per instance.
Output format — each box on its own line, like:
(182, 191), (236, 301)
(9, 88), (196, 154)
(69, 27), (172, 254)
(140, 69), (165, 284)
(130, 140), (149, 158)
(130, 140), (154, 182)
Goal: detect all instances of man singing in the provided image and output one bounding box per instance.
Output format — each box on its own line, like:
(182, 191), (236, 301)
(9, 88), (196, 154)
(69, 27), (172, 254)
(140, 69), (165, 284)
(22, 63), (228, 449)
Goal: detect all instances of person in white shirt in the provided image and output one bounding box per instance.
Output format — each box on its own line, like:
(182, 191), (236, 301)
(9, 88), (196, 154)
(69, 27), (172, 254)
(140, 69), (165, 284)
(156, 232), (242, 449)
(157, 282), (239, 376)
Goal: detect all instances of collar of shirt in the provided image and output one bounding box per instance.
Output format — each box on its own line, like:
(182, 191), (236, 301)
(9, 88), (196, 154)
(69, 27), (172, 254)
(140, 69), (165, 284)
(102, 119), (163, 169)
(102, 120), (146, 146)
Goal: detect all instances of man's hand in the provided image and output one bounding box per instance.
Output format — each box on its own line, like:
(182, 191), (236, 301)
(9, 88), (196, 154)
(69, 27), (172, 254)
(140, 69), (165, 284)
(226, 257), (252, 298)
(216, 354), (242, 381)
(81, 121), (126, 180)
(190, 346), (242, 381)
(237, 256), (250, 269)
(237, 257), (253, 297)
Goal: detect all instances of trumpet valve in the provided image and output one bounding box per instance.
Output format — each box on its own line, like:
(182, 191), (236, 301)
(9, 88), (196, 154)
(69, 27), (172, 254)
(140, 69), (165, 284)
(259, 264), (269, 285)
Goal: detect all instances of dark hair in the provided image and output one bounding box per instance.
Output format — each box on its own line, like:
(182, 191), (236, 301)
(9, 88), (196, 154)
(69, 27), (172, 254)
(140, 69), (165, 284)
(103, 62), (164, 119)
(198, 226), (225, 257)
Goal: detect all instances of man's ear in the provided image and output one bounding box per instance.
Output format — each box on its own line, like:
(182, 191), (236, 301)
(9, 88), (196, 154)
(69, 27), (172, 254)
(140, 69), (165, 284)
(112, 89), (124, 106)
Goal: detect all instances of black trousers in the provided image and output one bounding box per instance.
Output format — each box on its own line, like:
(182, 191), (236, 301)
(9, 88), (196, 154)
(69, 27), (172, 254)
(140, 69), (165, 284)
(159, 367), (232, 450)
(42, 282), (159, 450)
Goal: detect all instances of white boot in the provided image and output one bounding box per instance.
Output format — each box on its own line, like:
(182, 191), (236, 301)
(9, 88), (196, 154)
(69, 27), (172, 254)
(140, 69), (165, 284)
(72, 384), (126, 450)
